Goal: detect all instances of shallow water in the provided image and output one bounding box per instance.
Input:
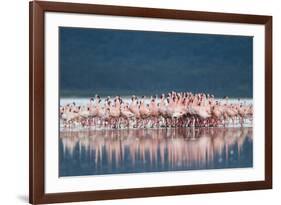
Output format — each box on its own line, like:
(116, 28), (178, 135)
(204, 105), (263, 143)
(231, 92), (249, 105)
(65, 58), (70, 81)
(59, 127), (253, 177)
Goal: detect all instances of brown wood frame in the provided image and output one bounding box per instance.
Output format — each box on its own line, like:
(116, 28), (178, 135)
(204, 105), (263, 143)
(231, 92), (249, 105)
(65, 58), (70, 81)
(29, 1), (272, 204)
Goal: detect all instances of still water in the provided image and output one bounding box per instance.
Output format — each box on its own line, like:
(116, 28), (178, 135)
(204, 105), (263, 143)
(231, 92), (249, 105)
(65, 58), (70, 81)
(59, 127), (253, 177)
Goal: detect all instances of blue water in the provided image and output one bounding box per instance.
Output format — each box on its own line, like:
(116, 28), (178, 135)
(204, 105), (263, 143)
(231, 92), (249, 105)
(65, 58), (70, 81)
(59, 127), (253, 177)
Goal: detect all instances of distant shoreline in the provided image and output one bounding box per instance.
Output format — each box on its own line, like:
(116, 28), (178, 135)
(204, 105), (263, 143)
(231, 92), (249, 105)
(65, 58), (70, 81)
(60, 96), (253, 99)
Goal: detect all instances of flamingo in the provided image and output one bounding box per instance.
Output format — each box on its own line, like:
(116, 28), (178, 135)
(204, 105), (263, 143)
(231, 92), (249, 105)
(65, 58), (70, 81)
(109, 98), (121, 128)
(139, 97), (150, 127)
(121, 103), (134, 127)
(148, 97), (159, 127)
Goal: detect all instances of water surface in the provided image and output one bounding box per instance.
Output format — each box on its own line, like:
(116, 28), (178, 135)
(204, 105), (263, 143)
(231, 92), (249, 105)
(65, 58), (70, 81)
(59, 127), (253, 177)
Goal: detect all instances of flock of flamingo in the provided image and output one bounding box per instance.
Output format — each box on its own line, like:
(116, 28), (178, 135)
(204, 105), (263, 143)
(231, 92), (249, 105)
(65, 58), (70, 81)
(60, 91), (253, 129)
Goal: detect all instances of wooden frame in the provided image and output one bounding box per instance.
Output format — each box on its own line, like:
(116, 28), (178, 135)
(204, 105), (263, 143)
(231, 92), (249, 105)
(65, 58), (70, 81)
(29, 1), (272, 204)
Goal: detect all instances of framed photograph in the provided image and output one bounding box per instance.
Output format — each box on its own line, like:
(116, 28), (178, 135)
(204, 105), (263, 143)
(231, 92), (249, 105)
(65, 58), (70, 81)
(29, 1), (272, 204)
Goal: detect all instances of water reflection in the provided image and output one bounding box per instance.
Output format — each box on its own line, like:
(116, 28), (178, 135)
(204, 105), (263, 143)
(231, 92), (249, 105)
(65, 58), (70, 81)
(59, 128), (253, 176)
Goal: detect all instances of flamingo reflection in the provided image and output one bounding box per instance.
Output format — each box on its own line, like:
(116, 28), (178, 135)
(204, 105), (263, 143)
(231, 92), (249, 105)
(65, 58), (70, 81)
(60, 127), (253, 175)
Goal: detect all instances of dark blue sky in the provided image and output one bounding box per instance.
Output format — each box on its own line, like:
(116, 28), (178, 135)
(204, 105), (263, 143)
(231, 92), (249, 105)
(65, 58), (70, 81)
(59, 27), (253, 97)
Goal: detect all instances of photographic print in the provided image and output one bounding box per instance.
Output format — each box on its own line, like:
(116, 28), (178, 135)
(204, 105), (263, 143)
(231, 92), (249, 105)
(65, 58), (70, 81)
(59, 27), (253, 177)
(30, 2), (272, 203)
